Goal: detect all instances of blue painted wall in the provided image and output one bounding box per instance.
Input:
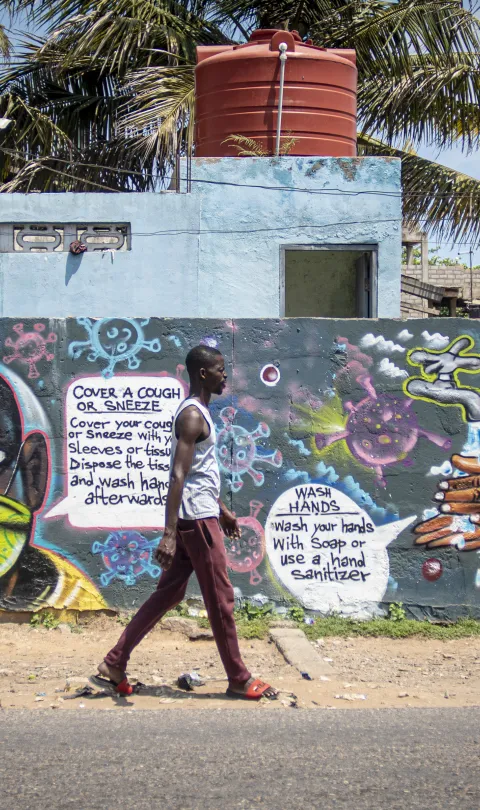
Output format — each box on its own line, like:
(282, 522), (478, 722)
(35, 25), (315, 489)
(0, 157), (401, 318)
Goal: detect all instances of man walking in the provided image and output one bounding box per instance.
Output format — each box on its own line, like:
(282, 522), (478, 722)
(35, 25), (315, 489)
(92, 345), (277, 700)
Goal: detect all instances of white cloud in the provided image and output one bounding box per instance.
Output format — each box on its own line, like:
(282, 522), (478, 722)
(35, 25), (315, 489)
(377, 358), (408, 379)
(420, 331), (450, 350)
(360, 333), (406, 354)
(397, 329), (413, 342)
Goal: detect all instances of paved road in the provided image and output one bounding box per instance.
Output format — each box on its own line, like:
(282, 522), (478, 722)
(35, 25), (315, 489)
(1, 708), (479, 810)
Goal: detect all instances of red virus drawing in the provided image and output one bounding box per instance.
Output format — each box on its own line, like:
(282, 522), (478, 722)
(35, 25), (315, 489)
(223, 500), (265, 585)
(422, 558), (443, 582)
(3, 323), (57, 379)
(315, 374), (450, 487)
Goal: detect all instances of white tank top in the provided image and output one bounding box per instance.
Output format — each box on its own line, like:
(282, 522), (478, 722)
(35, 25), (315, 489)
(171, 398), (221, 520)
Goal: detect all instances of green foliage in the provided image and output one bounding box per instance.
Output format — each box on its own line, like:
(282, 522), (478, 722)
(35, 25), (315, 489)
(222, 132), (298, 156)
(222, 134), (268, 157)
(439, 305), (469, 317)
(174, 602), (191, 618)
(185, 606), (480, 641)
(302, 615), (480, 641)
(402, 246), (469, 268)
(236, 617), (271, 639)
(235, 601), (275, 622)
(29, 611), (61, 630)
(288, 604), (305, 623)
(388, 602), (407, 622)
(116, 612), (134, 627)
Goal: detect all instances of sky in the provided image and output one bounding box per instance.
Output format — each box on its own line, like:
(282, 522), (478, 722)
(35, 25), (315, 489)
(1, 3), (480, 266)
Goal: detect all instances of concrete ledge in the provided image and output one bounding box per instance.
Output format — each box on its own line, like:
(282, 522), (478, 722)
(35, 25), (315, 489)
(269, 627), (333, 678)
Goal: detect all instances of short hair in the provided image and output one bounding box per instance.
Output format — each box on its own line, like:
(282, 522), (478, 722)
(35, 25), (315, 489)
(185, 345), (223, 377)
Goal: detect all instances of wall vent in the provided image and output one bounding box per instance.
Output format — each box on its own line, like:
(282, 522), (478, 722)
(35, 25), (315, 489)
(0, 223), (131, 252)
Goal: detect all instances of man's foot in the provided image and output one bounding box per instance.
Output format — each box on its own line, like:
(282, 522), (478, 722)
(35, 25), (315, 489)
(89, 661), (133, 696)
(98, 660), (125, 685)
(227, 677), (279, 700)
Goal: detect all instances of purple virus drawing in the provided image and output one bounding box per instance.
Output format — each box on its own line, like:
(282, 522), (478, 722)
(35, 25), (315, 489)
(3, 322), (57, 379)
(92, 531), (161, 586)
(68, 317), (161, 378)
(315, 374), (450, 487)
(216, 406), (282, 492)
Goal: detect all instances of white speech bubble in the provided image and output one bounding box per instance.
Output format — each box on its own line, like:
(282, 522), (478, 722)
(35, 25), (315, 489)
(44, 375), (184, 528)
(266, 484), (415, 618)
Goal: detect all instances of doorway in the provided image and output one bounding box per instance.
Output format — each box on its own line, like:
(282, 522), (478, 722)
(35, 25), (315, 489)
(282, 246), (377, 318)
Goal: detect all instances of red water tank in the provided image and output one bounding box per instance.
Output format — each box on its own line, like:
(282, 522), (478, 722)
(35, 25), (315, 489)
(195, 29), (357, 158)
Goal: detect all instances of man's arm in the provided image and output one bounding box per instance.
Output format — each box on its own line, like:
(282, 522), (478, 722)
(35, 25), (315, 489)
(155, 408), (204, 570)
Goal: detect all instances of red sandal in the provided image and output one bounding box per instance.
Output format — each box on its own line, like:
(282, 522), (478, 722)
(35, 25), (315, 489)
(226, 678), (278, 700)
(89, 674), (133, 696)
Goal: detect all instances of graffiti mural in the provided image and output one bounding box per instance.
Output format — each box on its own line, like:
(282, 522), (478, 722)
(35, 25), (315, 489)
(3, 322), (57, 379)
(92, 531), (161, 586)
(0, 370), (105, 611)
(216, 406), (282, 492)
(222, 500), (265, 585)
(0, 316), (479, 619)
(69, 317), (161, 378)
(313, 373), (450, 486)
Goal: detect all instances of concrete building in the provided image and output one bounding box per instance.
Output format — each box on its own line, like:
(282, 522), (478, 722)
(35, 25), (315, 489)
(0, 156), (402, 319)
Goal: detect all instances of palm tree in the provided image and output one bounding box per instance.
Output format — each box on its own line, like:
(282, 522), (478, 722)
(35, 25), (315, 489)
(0, 1), (480, 246)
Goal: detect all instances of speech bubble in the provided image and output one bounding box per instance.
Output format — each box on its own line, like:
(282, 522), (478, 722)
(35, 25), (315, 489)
(265, 484), (415, 618)
(44, 375), (184, 528)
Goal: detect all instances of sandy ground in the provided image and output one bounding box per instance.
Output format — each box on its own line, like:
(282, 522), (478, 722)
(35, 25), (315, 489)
(0, 616), (479, 711)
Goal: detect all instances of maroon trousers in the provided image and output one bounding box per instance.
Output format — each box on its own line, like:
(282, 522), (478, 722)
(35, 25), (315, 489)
(105, 517), (251, 684)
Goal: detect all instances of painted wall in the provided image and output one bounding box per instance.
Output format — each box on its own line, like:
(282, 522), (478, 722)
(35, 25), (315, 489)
(0, 316), (480, 621)
(0, 157), (401, 318)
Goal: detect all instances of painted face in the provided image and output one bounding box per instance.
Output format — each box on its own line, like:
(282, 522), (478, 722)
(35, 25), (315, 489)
(0, 495), (31, 577)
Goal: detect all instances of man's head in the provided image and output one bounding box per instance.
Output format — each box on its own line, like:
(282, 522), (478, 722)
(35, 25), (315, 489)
(185, 346), (227, 395)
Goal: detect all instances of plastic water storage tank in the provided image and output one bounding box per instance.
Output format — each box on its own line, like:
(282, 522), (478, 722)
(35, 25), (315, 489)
(195, 29), (357, 158)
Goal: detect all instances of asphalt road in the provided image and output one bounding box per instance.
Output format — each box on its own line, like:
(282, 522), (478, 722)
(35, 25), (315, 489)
(1, 707), (479, 810)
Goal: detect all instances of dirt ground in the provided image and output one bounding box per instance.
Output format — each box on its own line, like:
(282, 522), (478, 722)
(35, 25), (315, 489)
(1, 616), (479, 711)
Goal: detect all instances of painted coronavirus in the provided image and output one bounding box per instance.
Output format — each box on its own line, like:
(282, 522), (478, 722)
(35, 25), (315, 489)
(3, 322), (57, 379)
(315, 375), (450, 486)
(92, 531), (161, 586)
(223, 500), (265, 584)
(68, 317), (161, 378)
(216, 406), (282, 492)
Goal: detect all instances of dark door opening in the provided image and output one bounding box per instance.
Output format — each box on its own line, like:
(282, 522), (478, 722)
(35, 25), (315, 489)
(282, 247), (377, 317)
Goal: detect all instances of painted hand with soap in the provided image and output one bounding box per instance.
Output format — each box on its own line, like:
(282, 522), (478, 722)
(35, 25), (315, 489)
(414, 455), (480, 552)
(406, 335), (480, 551)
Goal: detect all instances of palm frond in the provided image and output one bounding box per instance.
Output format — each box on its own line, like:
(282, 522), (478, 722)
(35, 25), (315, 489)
(358, 51), (480, 150)
(222, 133), (268, 155)
(359, 133), (480, 247)
(119, 64), (195, 174)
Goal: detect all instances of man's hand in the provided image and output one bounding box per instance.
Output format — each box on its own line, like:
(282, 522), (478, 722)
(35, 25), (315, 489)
(155, 527), (177, 570)
(219, 508), (241, 540)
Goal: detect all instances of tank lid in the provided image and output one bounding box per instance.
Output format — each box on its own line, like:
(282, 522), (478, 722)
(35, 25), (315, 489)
(248, 28), (303, 43)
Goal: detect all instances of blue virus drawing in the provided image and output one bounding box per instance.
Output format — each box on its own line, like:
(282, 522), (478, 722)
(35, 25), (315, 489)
(216, 406), (282, 492)
(68, 317), (161, 378)
(92, 531), (161, 586)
